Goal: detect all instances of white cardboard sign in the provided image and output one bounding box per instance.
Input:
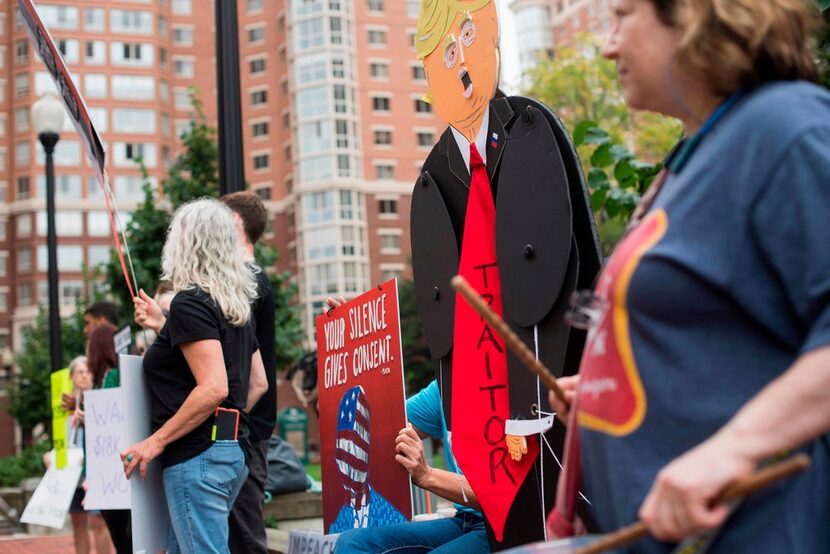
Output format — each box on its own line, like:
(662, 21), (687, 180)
(19, 448), (83, 529)
(287, 530), (338, 554)
(121, 354), (170, 554)
(84, 387), (131, 510)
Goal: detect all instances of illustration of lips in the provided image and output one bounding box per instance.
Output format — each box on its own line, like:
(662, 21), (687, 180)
(459, 67), (473, 98)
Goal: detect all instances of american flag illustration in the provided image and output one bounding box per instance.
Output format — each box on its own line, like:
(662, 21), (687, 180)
(335, 386), (371, 497)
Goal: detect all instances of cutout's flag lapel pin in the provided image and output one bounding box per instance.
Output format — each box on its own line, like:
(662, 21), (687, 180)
(490, 132), (499, 149)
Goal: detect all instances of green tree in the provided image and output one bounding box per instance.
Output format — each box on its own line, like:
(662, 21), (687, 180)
(524, 35), (682, 166)
(255, 244), (304, 372)
(105, 162), (171, 324)
(6, 302), (88, 447)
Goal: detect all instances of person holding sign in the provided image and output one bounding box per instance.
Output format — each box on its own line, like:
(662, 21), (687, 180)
(546, 0), (830, 551)
(336, 380), (488, 553)
(121, 199), (267, 554)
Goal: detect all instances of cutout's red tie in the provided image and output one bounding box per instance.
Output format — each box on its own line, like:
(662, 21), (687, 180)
(451, 144), (538, 541)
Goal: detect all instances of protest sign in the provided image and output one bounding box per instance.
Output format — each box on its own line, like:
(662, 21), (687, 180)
(287, 530), (337, 554)
(16, 0), (105, 179)
(316, 279), (411, 534)
(121, 354), (170, 554)
(114, 326), (132, 355)
(50, 368), (72, 469)
(84, 388), (130, 510)
(20, 448), (83, 529)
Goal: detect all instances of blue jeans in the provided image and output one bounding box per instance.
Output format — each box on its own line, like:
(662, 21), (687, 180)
(163, 441), (248, 554)
(335, 512), (490, 553)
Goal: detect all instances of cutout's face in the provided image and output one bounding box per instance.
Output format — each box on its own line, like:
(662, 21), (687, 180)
(423, 1), (500, 136)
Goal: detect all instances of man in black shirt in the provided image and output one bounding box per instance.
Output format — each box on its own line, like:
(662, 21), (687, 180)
(221, 192), (277, 554)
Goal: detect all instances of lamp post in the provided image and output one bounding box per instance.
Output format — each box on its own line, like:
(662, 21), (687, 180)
(32, 94), (65, 373)
(215, 0), (245, 195)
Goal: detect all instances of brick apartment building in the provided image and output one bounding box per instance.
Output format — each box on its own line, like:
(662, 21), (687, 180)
(0, 0), (442, 455)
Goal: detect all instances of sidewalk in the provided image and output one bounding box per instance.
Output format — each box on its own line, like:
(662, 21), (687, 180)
(0, 533), (74, 553)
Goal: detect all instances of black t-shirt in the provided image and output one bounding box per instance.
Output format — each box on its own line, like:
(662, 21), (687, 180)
(248, 266), (277, 441)
(144, 288), (258, 468)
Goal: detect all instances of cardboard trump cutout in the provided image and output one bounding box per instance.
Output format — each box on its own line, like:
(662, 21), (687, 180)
(410, 0), (601, 548)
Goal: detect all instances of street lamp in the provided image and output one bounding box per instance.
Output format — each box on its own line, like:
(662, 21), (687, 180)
(32, 93), (65, 374)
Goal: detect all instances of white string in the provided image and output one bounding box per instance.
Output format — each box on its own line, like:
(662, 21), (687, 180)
(103, 172), (140, 297)
(534, 325), (547, 540)
(540, 430), (591, 506)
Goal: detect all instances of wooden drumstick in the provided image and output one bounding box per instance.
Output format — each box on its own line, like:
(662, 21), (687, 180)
(451, 275), (569, 407)
(573, 453), (811, 554)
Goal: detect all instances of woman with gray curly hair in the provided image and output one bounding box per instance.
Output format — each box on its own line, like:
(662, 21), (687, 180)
(121, 199), (267, 554)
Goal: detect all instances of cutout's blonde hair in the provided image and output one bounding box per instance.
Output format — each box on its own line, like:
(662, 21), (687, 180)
(415, 0), (491, 59)
(162, 199), (257, 326)
(653, 0), (820, 94)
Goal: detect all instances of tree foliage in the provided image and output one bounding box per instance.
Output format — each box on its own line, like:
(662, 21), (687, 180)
(6, 302), (89, 447)
(524, 36), (682, 167)
(255, 244), (305, 372)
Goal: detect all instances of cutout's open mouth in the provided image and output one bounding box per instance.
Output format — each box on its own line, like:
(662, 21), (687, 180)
(459, 68), (473, 99)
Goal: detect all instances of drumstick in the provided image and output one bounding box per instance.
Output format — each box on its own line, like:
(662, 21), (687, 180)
(451, 275), (568, 407)
(573, 453), (811, 554)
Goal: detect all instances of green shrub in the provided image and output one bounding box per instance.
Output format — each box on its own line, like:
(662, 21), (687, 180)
(0, 441), (50, 488)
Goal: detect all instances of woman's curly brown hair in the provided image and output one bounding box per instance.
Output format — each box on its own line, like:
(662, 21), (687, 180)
(652, 0), (820, 95)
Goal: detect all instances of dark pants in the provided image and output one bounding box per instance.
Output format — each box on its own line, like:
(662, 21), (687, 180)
(101, 509), (132, 553)
(229, 437), (270, 554)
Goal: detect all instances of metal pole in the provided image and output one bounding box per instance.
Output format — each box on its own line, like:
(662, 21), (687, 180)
(39, 131), (62, 372)
(215, 0), (246, 195)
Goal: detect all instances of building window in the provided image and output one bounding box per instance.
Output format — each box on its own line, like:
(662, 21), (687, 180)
(17, 177), (30, 200)
(249, 58), (266, 74)
(417, 131), (435, 147)
(88, 246), (111, 267)
(247, 0), (264, 12)
(332, 59), (346, 78)
(379, 232), (401, 253)
(14, 108), (28, 132)
(87, 211), (110, 236)
(253, 153), (270, 170)
(85, 41), (106, 65)
(15, 141), (30, 166)
(18, 283), (32, 306)
(414, 99), (433, 113)
(175, 88), (192, 109)
(172, 27), (193, 46)
(174, 58), (194, 77)
(255, 187), (271, 200)
(111, 75), (155, 100)
(122, 43), (143, 60)
(15, 73), (29, 97)
(172, 0), (192, 15)
(367, 29), (387, 46)
(375, 165), (395, 180)
(250, 89), (268, 106)
(110, 10), (153, 34)
(373, 130), (393, 146)
(85, 74), (107, 99)
(247, 26), (265, 43)
(15, 40), (28, 64)
(0, 256), (6, 277)
(372, 96), (390, 112)
(16, 214), (32, 239)
(84, 8), (105, 31)
(412, 65), (426, 80)
(381, 267), (403, 281)
(17, 248), (32, 273)
(406, 0), (420, 18)
(367, 0), (384, 12)
(369, 62), (389, 79)
(0, 291), (7, 311)
(252, 121), (269, 137)
(378, 199), (398, 215)
(159, 16), (168, 37)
